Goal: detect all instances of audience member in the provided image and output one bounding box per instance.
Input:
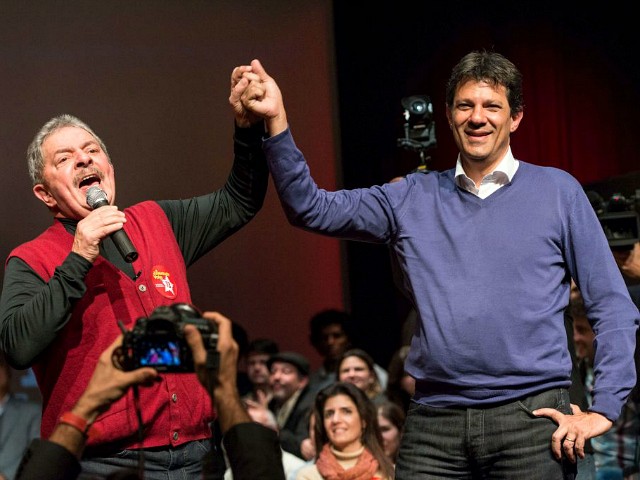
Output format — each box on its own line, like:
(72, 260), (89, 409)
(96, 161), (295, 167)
(268, 352), (316, 459)
(224, 393), (305, 480)
(242, 338), (279, 405)
(297, 410), (318, 464)
(307, 309), (388, 394)
(0, 63), (269, 477)
(570, 288), (640, 479)
(198, 312), (285, 480)
(210, 320), (254, 476)
(0, 352), (41, 480)
(337, 348), (387, 405)
(612, 241), (640, 288)
(376, 401), (405, 466)
(243, 399), (279, 431)
(295, 382), (394, 480)
(234, 51), (640, 478)
(15, 310), (286, 480)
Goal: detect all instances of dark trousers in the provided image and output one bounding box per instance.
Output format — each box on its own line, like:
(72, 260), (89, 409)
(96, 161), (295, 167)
(395, 388), (577, 479)
(79, 439), (213, 480)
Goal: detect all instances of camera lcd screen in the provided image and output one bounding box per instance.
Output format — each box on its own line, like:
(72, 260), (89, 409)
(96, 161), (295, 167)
(138, 339), (182, 367)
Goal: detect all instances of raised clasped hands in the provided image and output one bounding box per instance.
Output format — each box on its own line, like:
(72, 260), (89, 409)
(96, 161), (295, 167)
(230, 64), (261, 128)
(229, 59), (288, 136)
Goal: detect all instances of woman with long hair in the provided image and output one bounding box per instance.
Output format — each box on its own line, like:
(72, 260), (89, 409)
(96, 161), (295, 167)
(376, 401), (405, 465)
(296, 382), (394, 480)
(336, 349), (387, 405)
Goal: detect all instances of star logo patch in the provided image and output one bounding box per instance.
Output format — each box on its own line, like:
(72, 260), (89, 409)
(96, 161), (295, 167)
(151, 264), (178, 299)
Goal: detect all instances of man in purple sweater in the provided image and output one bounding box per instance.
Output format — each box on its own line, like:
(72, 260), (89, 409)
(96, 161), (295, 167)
(232, 51), (639, 479)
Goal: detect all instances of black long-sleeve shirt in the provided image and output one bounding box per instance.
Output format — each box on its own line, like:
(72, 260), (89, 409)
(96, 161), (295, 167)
(0, 124), (268, 369)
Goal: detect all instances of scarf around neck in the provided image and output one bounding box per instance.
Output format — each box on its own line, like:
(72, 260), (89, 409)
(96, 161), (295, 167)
(315, 443), (381, 480)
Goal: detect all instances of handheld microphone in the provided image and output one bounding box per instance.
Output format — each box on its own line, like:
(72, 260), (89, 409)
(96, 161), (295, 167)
(86, 186), (139, 263)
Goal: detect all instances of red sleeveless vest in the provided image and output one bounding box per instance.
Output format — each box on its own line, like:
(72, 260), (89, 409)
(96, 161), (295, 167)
(10, 201), (214, 449)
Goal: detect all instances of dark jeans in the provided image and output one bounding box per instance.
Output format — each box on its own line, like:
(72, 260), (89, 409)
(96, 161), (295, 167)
(578, 453), (596, 480)
(395, 388), (577, 480)
(79, 439), (213, 480)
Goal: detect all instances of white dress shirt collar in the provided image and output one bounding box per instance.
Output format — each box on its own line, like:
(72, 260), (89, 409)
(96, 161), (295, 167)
(454, 147), (519, 199)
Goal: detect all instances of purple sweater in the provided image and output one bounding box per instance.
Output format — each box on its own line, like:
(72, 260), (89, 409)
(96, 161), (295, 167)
(264, 128), (639, 422)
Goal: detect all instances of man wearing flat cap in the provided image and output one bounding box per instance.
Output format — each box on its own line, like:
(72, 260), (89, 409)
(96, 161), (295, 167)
(267, 351), (316, 459)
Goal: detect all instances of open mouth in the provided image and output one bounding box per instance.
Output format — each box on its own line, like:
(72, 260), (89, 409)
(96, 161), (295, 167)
(78, 173), (102, 192)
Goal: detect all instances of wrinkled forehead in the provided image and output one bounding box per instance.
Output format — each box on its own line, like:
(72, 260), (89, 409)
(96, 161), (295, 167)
(454, 78), (507, 99)
(42, 126), (99, 154)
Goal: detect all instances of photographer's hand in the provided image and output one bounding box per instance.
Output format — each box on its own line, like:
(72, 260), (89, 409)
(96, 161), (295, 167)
(184, 311), (251, 434)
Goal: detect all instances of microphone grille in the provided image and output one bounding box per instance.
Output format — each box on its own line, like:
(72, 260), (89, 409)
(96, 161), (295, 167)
(86, 186), (108, 209)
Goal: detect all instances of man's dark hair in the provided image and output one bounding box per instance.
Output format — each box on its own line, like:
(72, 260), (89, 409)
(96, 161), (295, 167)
(445, 50), (524, 115)
(247, 338), (279, 356)
(309, 309), (354, 348)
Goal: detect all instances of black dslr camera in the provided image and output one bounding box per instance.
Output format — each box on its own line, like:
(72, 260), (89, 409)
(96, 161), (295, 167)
(118, 303), (218, 373)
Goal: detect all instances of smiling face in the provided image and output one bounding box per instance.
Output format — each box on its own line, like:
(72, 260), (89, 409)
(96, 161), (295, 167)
(338, 355), (375, 393)
(269, 361), (308, 403)
(446, 79), (523, 176)
(33, 126), (115, 219)
(323, 393), (364, 453)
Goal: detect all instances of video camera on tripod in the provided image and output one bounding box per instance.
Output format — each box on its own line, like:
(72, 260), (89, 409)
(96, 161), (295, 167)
(397, 95), (437, 173)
